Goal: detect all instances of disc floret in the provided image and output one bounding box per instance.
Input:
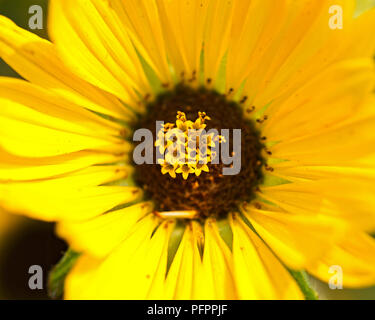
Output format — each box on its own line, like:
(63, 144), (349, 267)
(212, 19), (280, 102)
(155, 112), (223, 180)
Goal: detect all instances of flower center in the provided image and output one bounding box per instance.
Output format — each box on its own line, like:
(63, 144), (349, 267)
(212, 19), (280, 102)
(156, 111), (225, 180)
(133, 85), (264, 220)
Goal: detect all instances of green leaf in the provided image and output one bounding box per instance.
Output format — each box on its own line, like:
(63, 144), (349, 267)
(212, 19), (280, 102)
(48, 249), (80, 300)
(289, 270), (319, 300)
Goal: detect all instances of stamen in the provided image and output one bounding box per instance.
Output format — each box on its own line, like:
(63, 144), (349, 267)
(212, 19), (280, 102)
(155, 112), (224, 180)
(240, 96), (248, 104)
(246, 105), (255, 113)
(189, 70), (197, 82)
(265, 149), (272, 156)
(256, 115), (268, 124)
(254, 202), (262, 210)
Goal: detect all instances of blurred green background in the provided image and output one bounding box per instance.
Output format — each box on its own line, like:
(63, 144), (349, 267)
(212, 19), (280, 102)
(0, 0), (374, 300)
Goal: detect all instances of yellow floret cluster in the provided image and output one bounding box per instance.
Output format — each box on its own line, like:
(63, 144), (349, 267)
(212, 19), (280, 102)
(155, 111), (224, 180)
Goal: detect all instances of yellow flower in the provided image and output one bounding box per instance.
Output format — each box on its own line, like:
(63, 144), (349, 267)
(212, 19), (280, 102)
(0, 0), (374, 300)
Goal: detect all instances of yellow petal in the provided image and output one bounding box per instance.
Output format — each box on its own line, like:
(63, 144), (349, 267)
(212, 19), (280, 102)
(49, 0), (150, 105)
(151, 222), (203, 299)
(261, 179), (375, 232)
(226, 0), (287, 92)
(203, 0), (235, 87)
(273, 163), (375, 182)
(0, 15), (134, 121)
(242, 204), (346, 270)
(64, 254), (102, 300)
(108, 0), (172, 86)
(156, 0), (206, 83)
(57, 202), (154, 258)
(0, 148), (126, 181)
(0, 166), (141, 221)
(230, 213), (304, 300)
(0, 78), (129, 157)
(0, 77), (125, 136)
(270, 101), (375, 165)
(262, 58), (375, 141)
(307, 231), (375, 288)
(155, 220), (237, 300)
(65, 215), (173, 299)
(0, 116), (127, 158)
(244, 0), (357, 109)
(346, 7), (375, 58)
(199, 220), (238, 299)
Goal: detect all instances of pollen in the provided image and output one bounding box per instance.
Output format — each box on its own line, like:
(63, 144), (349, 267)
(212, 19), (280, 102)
(155, 112), (224, 180)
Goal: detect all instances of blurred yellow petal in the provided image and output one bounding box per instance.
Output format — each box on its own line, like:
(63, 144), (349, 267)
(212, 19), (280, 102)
(230, 213), (304, 300)
(271, 108), (375, 165)
(273, 163), (375, 182)
(347, 7), (375, 57)
(242, 204), (346, 270)
(244, 0), (357, 109)
(261, 179), (375, 232)
(57, 202), (154, 258)
(262, 59), (375, 141)
(307, 231), (375, 288)
(65, 216), (172, 299)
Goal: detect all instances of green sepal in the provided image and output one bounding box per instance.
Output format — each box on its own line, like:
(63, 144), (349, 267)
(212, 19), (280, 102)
(289, 270), (319, 300)
(48, 248), (81, 299)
